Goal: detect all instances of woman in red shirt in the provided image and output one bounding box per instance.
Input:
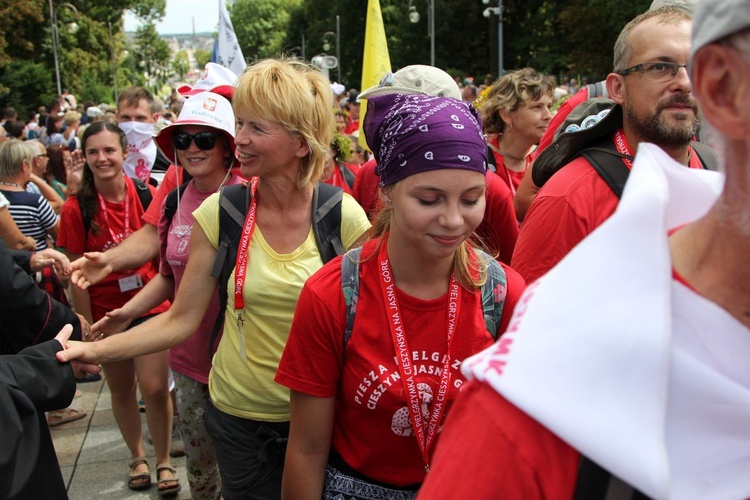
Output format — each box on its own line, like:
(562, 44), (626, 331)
(57, 122), (177, 495)
(481, 68), (555, 197)
(276, 94), (526, 499)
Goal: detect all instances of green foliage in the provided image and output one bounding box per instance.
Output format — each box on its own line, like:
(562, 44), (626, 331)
(0, 60), (55, 112)
(172, 50), (190, 80)
(230, 0), (302, 62)
(194, 49), (212, 69)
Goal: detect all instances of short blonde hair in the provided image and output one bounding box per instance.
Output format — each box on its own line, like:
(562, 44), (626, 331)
(233, 58), (334, 186)
(0, 139), (35, 179)
(480, 68), (555, 136)
(64, 110), (81, 126)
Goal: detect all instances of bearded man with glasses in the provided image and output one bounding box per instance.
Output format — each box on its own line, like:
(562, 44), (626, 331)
(510, 5), (716, 285)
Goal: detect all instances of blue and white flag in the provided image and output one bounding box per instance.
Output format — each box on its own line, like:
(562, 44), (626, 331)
(216, 0), (246, 76)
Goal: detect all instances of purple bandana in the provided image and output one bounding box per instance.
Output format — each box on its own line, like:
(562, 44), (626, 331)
(363, 93), (487, 186)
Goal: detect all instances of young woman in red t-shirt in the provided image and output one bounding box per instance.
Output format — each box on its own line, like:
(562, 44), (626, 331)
(57, 122), (177, 495)
(275, 94), (526, 498)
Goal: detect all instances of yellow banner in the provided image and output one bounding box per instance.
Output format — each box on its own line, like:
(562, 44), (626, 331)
(359, 0), (391, 152)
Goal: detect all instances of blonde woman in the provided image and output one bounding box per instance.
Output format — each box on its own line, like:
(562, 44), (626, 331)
(57, 58), (371, 499)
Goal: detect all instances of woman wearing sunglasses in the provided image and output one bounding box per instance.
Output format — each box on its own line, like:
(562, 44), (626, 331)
(57, 58), (371, 499)
(56, 121), (178, 495)
(91, 92), (241, 499)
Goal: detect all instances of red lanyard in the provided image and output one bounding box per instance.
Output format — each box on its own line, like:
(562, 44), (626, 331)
(233, 178), (259, 327)
(613, 129), (635, 168)
(97, 187), (130, 245)
(377, 240), (461, 472)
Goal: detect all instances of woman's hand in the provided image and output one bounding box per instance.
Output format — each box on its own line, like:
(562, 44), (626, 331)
(30, 248), (71, 276)
(91, 307), (134, 339)
(65, 150), (84, 196)
(55, 324), (102, 376)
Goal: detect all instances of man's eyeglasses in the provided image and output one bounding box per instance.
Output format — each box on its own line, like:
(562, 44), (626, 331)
(616, 62), (688, 82)
(172, 131), (219, 151)
(36, 154), (48, 159)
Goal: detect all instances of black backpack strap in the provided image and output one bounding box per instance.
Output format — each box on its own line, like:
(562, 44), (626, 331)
(338, 161), (356, 190)
(341, 247), (363, 355)
(133, 179), (153, 211)
(475, 249), (506, 339)
(574, 456), (651, 500)
(486, 143), (497, 173)
(208, 182), (250, 360)
(312, 182), (345, 264)
(163, 180), (192, 230)
(579, 138), (634, 199)
(690, 141), (719, 171)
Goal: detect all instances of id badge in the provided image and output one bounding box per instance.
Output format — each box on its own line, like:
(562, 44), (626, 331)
(118, 274), (144, 293)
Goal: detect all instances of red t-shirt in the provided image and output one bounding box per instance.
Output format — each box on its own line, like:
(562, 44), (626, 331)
(324, 162), (360, 196)
(511, 131), (707, 284)
(352, 159), (381, 219)
(276, 239), (525, 487)
(344, 117), (359, 135)
(58, 177), (170, 321)
(418, 380), (579, 499)
(489, 139), (532, 195)
(476, 170), (519, 265)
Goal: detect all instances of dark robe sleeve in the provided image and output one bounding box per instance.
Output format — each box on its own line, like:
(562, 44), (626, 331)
(0, 239), (81, 354)
(0, 339), (75, 498)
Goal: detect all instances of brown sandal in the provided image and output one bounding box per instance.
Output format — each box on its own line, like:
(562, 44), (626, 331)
(128, 457), (151, 491)
(47, 407), (86, 427)
(156, 463), (180, 497)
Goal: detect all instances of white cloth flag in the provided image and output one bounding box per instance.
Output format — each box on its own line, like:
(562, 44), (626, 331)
(216, 0), (246, 77)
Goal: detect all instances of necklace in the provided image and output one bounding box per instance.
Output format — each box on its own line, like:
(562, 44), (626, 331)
(0, 180), (23, 189)
(487, 141), (528, 163)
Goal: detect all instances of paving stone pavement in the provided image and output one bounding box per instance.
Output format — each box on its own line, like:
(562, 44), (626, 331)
(51, 376), (191, 499)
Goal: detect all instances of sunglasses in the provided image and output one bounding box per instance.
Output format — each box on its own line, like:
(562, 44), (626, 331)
(172, 131), (219, 151)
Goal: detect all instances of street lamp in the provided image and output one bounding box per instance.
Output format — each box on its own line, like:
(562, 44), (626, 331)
(408, 0), (435, 67)
(482, 0), (503, 76)
(322, 25), (342, 83)
(48, 0), (79, 97)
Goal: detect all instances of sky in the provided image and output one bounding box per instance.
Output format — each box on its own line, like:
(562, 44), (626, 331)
(124, 0), (219, 35)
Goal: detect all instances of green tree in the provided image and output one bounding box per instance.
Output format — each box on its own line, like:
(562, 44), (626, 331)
(172, 50), (190, 80)
(194, 48), (212, 69)
(230, 0), (302, 62)
(134, 22), (171, 93)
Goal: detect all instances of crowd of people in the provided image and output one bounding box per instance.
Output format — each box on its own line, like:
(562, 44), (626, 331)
(2, 0), (749, 498)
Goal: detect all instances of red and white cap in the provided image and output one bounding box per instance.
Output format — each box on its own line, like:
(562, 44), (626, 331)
(177, 63), (238, 100)
(155, 91), (235, 164)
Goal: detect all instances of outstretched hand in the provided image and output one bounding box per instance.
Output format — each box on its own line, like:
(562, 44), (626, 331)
(70, 252), (113, 290)
(91, 307), (133, 339)
(55, 324), (102, 378)
(30, 248), (71, 276)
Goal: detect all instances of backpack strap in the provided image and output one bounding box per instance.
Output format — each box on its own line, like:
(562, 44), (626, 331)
(579, 138), (634, 199)
(133, 179), (153, 211)
(574, 456), (650, 500)
(486, 143), (497, 173)
(337, 161), (357, 190)
(475, 249), (507, 339)
(341, 247), (363, 356)
(163, 180), (192, 230)
(208, 182), (250, 359)
(690, 141), (719, 171)
(312, 182), (345, 264)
